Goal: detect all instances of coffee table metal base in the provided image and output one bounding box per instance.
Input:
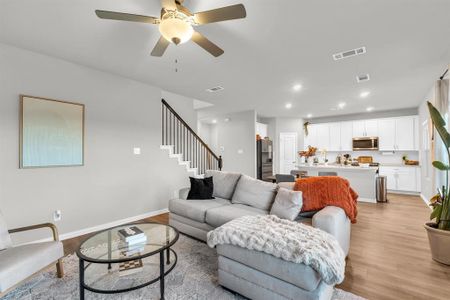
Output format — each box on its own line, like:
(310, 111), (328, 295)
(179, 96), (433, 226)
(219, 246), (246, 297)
(79, 248), (177, 300)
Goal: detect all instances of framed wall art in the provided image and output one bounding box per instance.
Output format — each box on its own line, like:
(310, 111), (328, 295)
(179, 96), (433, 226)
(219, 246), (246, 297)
(20, 95), (85, 168)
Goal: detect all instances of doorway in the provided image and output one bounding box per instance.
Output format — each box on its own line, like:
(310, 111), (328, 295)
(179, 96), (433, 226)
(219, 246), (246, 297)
(279, 132), (298, 174)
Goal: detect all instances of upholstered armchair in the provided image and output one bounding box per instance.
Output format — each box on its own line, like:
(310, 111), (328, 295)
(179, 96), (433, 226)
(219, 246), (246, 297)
(0, 210), (64, 296)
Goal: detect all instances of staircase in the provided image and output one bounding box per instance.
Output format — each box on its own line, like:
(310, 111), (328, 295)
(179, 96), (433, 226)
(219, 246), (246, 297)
(160, 99), (222, 177)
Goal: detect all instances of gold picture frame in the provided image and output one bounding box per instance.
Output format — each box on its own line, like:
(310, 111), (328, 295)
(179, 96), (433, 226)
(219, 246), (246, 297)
(19, 95), (85, 168)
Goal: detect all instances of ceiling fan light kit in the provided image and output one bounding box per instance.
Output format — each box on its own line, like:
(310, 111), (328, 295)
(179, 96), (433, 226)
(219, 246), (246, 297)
(95, 0), (247, 57)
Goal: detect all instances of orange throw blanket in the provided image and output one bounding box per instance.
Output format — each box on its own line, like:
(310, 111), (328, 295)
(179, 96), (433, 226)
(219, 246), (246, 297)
(293, 176), (358, 223)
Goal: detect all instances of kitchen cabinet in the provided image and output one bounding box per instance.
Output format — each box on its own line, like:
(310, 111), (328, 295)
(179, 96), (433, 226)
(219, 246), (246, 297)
(378, 118), (396, 150)
(352, 119), (378, 137)
(379, 166), (420, 192)
(340, 121), (353, 151)
(329, 123), (341, 151)
(378, 116), (416, 151)
(304, 124), (318, 150)
(304, 115), (418, 153)
(395, 117), (415, 150)
(316, 123), (330, 150)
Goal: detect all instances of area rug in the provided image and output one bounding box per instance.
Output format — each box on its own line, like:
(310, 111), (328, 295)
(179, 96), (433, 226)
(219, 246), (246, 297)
(1, 235), (365, 300)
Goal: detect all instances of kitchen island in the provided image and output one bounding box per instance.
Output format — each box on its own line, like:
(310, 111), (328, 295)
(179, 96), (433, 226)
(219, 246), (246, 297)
(295, 164), (379, 203)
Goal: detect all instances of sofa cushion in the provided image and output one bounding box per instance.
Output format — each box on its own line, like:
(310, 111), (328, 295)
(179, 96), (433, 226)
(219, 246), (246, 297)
(217, 244), (322, 292)
(0, 210), (12, 251)
(270, 187), (302, 221)
(206, 204), (268, 228)
(168, 198), (230, 223)
(187, 176), (214, 200)
(0, 241), (63, 292)
(205, 170), (241, 200)
(231, 175), (277, 210)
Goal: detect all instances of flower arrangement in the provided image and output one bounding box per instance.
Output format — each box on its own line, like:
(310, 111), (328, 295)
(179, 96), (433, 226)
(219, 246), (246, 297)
(299, 146), (317, 158)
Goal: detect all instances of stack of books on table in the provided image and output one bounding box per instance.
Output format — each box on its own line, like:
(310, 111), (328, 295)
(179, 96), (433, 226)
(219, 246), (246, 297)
(117, 226), (147, 276)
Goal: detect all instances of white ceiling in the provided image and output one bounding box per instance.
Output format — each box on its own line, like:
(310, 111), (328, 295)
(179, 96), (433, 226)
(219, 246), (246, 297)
(1, 0), (450, 118)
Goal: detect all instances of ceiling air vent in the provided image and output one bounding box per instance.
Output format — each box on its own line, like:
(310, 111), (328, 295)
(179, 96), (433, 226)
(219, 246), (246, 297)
(206, 86), (224, 92)
(332, 46), (366, 61)
(356, 74), (370, 83)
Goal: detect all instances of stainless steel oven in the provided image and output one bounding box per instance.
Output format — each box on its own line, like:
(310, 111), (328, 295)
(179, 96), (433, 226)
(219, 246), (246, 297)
(352, 137), (379, 151)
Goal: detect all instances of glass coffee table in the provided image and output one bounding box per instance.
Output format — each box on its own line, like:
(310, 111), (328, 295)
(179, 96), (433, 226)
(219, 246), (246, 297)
(76, 222), (179, 300)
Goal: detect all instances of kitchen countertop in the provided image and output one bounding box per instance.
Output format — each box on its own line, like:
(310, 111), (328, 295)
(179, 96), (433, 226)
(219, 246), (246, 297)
(379, 163), (421, 168)
(296, 163), (379, 171)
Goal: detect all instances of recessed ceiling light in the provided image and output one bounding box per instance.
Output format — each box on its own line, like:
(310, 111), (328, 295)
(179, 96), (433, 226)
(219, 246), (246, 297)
(293, 84), (302, 91)
(360, 91), (370, 98)
(366, 107), (374, 112)
(285, 103), (292, 109)
(212, 119), (217, 124)
(307, 113), (312, 118)
(338, 102), (346, 109)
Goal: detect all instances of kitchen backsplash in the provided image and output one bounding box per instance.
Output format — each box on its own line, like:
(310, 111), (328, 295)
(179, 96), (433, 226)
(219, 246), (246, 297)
(310, 151), (419, 165)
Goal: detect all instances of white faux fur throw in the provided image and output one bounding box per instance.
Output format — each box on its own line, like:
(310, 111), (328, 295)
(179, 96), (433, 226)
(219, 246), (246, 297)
(207, 215), (345, 285)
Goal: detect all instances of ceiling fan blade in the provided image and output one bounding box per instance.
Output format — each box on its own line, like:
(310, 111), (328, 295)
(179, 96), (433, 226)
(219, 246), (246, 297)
(151, 36), (170, 57)
(95, 10), (159, 24)
(161, 0), (177, 10)
(194, 4), (246, 25)
(191, 31), (224, 57)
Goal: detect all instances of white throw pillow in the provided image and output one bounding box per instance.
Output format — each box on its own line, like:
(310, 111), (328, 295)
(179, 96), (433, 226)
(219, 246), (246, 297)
(270, 187), (303, 221)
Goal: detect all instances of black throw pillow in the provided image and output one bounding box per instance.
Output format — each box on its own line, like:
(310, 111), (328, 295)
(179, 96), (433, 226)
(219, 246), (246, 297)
(187, 176), (215, 200)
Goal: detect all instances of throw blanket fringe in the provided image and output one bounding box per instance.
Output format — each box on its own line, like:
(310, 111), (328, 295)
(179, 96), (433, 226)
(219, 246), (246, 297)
(207, 215), (345, 285)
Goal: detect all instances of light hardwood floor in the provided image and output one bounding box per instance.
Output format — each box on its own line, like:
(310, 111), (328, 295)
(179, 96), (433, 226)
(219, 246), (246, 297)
(63, 194), (450, 300)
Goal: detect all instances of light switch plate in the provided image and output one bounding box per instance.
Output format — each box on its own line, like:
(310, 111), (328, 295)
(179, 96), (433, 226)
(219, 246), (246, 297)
(237, 149), (244, 154)
(133, 147), (141, 155)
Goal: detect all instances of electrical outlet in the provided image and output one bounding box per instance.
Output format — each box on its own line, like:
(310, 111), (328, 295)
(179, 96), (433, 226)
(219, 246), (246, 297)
(133, 147), (141, 155)
(53, 210), (62, 222)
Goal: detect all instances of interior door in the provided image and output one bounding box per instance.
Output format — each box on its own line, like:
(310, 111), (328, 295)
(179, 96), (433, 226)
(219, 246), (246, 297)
(279, 132), (298, 174)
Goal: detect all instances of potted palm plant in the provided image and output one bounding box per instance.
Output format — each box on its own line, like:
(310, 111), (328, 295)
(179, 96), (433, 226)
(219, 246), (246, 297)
(424, 101), (450, 265)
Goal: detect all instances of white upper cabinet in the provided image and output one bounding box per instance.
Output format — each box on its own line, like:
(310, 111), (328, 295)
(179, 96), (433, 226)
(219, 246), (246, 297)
(395, 117), (415, 150)
(352, 119), (378, 137)
(304, 124), (318, 150)
(304, 115), (418, 153)
(378, 118), (396, 151)
(316, 123), (330, 150)
(378, 116), (417, 151)
(329, 123), (341, 151)
(352, 120), (366, 137)
(365, 119), (379, 137)
(340, 122), (353, 151)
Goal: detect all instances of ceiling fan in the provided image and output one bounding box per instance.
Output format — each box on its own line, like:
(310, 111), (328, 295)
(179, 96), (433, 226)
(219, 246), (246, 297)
(95, 0), (246, 57)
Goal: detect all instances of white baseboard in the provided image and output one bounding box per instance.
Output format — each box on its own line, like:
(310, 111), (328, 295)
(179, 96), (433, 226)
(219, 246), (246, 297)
(23, 208), (169, 245)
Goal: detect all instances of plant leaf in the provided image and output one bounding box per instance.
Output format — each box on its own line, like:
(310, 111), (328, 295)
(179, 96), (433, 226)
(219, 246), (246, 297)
(432, 161), (450, 170)
(428, 101), (450, 149)
(430, 205), (442, 223)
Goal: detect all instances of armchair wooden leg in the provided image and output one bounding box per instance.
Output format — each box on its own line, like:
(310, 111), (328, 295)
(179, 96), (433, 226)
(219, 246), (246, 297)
(56, 259), (64, 278)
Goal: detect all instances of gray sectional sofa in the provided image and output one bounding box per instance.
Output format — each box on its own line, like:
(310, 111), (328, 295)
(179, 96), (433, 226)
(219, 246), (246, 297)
(168, 170), (351, 300)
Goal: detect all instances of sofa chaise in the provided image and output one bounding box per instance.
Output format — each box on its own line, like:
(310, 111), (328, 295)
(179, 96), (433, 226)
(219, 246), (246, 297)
(168, 170), (351, 300)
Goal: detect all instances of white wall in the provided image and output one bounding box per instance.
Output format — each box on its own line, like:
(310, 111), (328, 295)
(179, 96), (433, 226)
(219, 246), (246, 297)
(162, 90), (197, 132)
(0, 43), (195, 242)
(209, 111), (257, 177)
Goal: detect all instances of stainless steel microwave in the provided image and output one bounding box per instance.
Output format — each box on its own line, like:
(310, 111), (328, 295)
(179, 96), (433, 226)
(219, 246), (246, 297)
(352, 137), (379, 151)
